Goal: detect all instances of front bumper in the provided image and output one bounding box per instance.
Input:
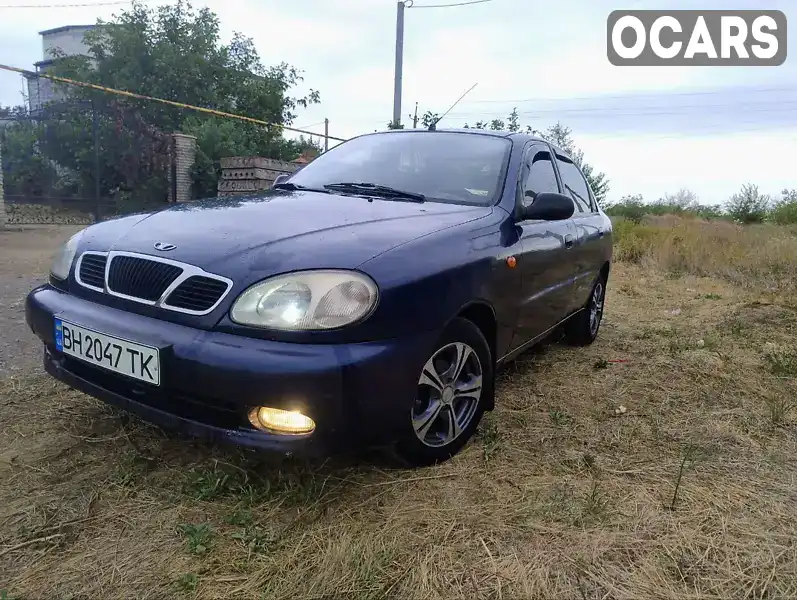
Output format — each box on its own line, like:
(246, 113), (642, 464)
(26, 284), (438, 456)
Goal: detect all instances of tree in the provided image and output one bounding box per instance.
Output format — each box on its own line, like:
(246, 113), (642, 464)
(603, 193), (646, 223)
(770, 188), (797, 225)
(725, 183), (770, 224)
(659, 188), (699, 210)
(1, 119), (65, 197)
(420, 111), (441, 129)
(0, 105), (28, 119)
(46, 0), (319, 201)
(506, 108), (520, 133)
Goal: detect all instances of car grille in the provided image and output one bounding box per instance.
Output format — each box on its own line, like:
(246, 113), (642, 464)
(164, 276), (230, 312)
(74, 251), (232, 314)
(78, 254), (107, 289)
(107, 255), (183, 301)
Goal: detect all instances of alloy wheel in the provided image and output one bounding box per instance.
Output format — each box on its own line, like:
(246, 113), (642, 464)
(589, 281), (604, 337)
(412, 342), (483, 448)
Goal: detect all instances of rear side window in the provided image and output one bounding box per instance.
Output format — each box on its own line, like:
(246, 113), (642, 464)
(522, 149), (559, 207)
(555, 154), (591, 213)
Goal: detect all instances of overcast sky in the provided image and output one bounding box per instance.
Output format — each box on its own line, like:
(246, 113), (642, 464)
(0, 0), (795, 204)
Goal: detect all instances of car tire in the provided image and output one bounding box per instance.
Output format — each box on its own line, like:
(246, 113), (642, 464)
(565, 273), (606, 346)
(393, 317), (494, 467)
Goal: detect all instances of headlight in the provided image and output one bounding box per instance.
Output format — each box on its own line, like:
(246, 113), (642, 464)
(50, 231), (84, 280)
(230, 270), (379, 331)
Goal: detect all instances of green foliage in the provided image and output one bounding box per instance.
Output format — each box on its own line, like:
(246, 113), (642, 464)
(177, 572), (199, 594)
(39, 100), (172, 206)
(387, 120), (405, 129)
(506, 107), (520, 132)
(0, 120), (66, 197)
(420, 110), (440, 129)
(725, 183), (770, 224)
(0, 105), (27, 119)
(604, 194), (646, 223)
(38, 0), (319, 201)
(604, 189), (725, 222)
(770, 189), (797, 225)
(177, 523), (214, 555)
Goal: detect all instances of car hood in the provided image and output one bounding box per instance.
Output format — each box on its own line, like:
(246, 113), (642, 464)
(81, 190), (493, 279)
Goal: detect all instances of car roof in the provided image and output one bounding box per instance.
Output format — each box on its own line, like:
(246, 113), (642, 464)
(357, 127), (568, 156)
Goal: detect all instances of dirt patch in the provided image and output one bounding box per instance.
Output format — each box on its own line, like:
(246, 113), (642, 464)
(0, 226), (83, 375)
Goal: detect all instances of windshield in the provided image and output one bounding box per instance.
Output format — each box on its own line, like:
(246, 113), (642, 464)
(287, 131), (512, 206)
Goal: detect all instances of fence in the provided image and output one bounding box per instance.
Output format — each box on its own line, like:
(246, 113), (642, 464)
(0, 66), (343, 226)
(2, 98), (171, 224)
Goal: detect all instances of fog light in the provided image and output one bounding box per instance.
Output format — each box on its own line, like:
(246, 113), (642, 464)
(248, 406), (316, 435)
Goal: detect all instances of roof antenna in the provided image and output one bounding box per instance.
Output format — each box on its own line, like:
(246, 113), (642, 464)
(428, 82), (478, 131)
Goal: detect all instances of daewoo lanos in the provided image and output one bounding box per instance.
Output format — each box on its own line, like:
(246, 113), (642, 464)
(26, 129), (612, 466)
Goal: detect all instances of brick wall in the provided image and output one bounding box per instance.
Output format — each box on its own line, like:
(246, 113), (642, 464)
(168, 133), (197, 203)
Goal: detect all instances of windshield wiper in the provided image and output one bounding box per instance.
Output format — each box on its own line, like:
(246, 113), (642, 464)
(272, 182), (330, 194)
(323, 182), (426, 203)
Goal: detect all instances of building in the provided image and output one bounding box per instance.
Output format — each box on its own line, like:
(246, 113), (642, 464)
(25, 25), (96, 114)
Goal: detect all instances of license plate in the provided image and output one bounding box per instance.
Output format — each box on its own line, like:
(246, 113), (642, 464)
(54, 319), (160, 385)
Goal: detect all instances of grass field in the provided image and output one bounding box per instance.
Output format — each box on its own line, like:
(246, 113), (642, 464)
(1, 217), (796, 599)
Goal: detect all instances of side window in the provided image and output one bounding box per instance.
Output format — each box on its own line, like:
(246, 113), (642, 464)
(555, 154), (591, 213)
(521, 149), (559, 207)
(586, 184), (599, 212)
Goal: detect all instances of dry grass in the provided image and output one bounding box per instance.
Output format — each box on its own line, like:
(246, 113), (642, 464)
(2, 218), (797, 599)
(613, 215), (797, 295)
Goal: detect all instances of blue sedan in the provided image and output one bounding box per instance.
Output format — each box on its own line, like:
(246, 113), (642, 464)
(25, 128), (612, 466)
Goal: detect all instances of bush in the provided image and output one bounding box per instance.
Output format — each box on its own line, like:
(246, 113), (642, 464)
(770, 189), (797, 225)
(604, 194), (646, 223)
(604, 189), (727, 223)
(725, 183), (771, 224)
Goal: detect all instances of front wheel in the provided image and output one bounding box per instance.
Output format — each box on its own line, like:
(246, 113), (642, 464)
(394, 318), (493, 467)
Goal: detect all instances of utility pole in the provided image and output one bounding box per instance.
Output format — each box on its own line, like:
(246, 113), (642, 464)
(324, 118), (329, 151)
(411, 102), (418, 128)
(392, 0), (405, 128)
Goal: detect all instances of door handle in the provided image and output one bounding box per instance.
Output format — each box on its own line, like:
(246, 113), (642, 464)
(564, 234), (574, 249)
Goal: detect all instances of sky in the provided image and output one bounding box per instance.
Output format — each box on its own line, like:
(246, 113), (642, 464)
(0, 0), (795, 204)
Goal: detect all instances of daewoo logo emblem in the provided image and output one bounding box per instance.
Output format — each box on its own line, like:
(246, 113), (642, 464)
(153, 242), (177, 251)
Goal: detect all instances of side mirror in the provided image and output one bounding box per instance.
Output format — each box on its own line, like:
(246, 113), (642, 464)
(272, 173), (291, 188)
(520, 192), (575, 221)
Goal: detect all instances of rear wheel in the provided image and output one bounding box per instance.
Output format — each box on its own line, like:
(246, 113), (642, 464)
(565, 275), (606, 346)
(394, 318), (493, 467)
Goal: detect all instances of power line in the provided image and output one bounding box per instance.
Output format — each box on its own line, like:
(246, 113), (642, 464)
(449, 102), (797, 119)
(0, 62), (348, 141)
(463, 85), (797, 105)
(586, 123), (797, 141)
(351, 101), (797, 124)
(294, 120), (326, 130)
(0, 0), (168, 7)
(409, 0), (493, 7)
